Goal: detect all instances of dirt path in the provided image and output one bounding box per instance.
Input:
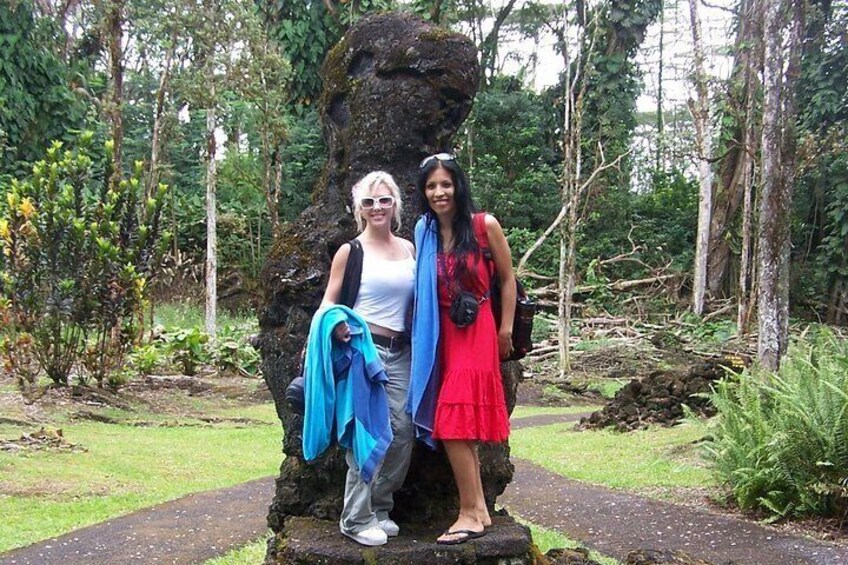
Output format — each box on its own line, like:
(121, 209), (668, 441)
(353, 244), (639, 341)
(2, 412), (847, 564)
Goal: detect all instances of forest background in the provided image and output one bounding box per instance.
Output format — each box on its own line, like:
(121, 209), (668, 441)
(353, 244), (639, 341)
(0, 0), (847, 377)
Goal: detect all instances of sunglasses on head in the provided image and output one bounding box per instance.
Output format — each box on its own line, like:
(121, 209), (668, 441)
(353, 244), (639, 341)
(419, 153), (455, 169)
(360, 195), (395, 209)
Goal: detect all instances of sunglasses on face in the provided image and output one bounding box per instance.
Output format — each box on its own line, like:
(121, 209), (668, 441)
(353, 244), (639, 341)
(360, 195), (395, 209)
(419, 153), (455, 169)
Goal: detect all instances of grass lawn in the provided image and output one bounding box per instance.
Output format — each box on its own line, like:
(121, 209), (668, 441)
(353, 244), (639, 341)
(510, 420), (712, 492)
(0, 403), (281, 553)
(523, 519), (619, 565)
(152, 302), (257, 330)
(203, 536), (269, 565)
(511, 405), (601, 419)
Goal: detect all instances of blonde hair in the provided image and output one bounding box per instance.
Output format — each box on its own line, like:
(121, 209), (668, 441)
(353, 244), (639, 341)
(351, 171), (402, 232)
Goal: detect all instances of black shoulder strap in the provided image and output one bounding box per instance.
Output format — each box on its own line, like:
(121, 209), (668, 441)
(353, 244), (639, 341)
(339, 239), (363, 308)
(472, 213), (495, 274)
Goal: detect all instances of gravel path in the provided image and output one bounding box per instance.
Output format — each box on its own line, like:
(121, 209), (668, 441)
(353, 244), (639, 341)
(2, 412), (847, 564)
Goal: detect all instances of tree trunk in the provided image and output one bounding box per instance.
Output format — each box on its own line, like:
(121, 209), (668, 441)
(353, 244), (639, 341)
(261, 130), (282, 239)
(689, 0), (713, 315)
(655, 0), (665, 172)
(146, 36), (176, 203)
(757, 0), (804, 370)
(737, 13), (762, 334)
(205, 100), (217, 338)
(104, 0), (124, 189)
(707, 0), (762, 296)
(557, 5), (582, 378)
(479, 0), (518, 84)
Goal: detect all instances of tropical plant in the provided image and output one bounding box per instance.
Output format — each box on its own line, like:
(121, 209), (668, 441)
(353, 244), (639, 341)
(0, 133), (168, 387)
(210, 336), (261, 378)
(702, 330), (848, 520)
(165, 326), (210, 376)
(128, 341), (166, 376)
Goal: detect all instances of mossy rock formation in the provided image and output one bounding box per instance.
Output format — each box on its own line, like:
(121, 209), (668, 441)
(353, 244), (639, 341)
(257, 12), (522, 551)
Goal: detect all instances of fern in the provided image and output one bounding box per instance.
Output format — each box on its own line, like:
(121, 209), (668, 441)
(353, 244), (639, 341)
(702, 331), (848, 520)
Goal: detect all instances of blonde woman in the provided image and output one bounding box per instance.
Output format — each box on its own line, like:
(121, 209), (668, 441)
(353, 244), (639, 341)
(321, 171), (415, 546)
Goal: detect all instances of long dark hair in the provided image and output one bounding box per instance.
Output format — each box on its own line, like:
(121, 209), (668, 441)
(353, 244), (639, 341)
(417, 157), (480, 287)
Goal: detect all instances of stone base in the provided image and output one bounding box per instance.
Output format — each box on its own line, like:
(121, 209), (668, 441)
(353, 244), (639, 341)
(267, 514), (535, 564)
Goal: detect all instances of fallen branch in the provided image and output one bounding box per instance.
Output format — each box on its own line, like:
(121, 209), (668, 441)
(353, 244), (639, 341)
(575, 273), (679, 294)
(703, 301), (735, 322)
(582, 317), (629, 326)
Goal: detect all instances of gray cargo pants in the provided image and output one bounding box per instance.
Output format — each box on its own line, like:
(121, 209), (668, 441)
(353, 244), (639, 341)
(339, 343), (413, 535)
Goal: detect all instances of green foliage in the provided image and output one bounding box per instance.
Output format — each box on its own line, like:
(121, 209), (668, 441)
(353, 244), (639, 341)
(562, 0), (662, 194)
(148, 304), (259, 377)
(465, 80), (560, 232)
(504, 227), (559, 279)
(703, 331), (848, 520)
(129, 342), (164, 375)
(278, 107), (326, 219)
(258, 0), (395, 109)
(164, 326), (210, 376)
(0, 318), (38, 396)
(164, 108), (323, 280)
(578, 169), (697, 286)
(0, 134), (168, 387)
(0, 1), (86, 176)
(790, 2), (848, 320)
(209, 322), (261, 377)
(676, 312), (737, 347)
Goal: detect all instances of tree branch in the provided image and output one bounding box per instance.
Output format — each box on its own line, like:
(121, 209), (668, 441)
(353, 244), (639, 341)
(516, 147), (630, 275)
(480, 0), (518, 80)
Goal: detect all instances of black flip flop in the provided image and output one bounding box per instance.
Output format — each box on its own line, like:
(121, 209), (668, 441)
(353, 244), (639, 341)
(435, 529), (486, 545)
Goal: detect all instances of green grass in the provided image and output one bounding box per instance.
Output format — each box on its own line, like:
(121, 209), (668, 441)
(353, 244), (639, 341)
(522, 519), (619, 565)
(153, 302), (256, 332)
(203, 536), (268, 564)
(572, 338), (618, 352)
(0, 403), (281, 553)
(511, 421), (712, 491)
(584, 378), (627, 399)
(511, 405), (600, 419)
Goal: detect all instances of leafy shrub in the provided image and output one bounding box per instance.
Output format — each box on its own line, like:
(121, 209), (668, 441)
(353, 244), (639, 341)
(0, 300), (39, 397)
(128, 342), (166, 375)
(0, 134), (168, 387)
(703, 331), (848, 520)
(210, 338), (261, 377)
(164, 327), (209, 376)
(209, 323), (261, 377)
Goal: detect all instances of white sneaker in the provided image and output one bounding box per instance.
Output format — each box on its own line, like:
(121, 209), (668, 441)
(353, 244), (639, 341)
(342, 526), (388, 546)
(378, 518), (400, 537)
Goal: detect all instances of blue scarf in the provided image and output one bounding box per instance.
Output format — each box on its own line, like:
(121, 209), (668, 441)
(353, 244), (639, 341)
(409, 215), (441, 449)
(302, 305), (392, 482)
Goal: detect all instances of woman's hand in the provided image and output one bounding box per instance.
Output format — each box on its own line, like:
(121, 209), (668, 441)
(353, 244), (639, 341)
(498, 329), (513, 360)
(333, 321), (352, 343)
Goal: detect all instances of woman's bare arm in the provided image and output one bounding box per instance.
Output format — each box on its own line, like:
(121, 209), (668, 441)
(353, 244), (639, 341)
(485, 214), (516, 360)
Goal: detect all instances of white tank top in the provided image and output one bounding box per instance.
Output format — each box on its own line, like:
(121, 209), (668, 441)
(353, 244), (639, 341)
(354, 244), (415, 333)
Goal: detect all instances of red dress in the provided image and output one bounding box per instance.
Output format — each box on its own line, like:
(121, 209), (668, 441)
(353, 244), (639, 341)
(431, 250), (510, 442)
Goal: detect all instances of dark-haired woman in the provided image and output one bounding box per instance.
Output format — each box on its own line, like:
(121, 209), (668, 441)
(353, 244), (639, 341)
(409, 153), (516, 545)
